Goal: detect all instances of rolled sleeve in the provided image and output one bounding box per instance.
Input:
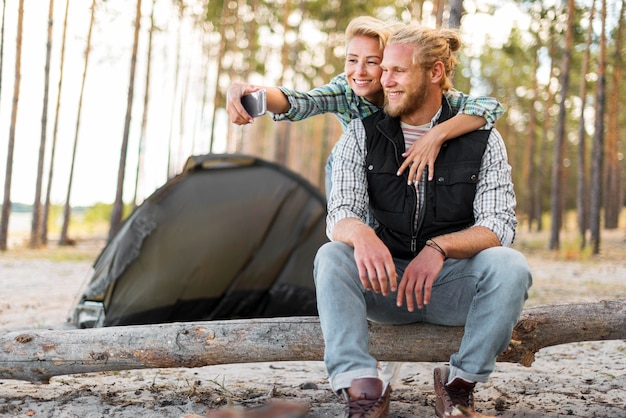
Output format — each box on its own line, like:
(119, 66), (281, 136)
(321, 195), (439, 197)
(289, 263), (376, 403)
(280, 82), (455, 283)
(326, 119), (370, 239)
(472, 129), (518, 247)
(445, 89), (505, 130)
(270, 76), (353, 128)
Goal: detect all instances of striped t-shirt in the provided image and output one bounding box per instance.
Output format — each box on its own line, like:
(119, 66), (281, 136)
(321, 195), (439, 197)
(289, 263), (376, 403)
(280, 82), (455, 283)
(401, 121), (431, 217)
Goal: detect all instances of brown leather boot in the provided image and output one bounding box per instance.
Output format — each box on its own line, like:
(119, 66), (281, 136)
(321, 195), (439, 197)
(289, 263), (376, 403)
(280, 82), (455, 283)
(342, 377), (391, 418)
(434, 365), (476, 417)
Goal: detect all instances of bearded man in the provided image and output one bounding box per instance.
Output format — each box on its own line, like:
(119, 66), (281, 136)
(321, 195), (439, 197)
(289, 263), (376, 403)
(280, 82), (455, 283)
(313, 23), (532, 418)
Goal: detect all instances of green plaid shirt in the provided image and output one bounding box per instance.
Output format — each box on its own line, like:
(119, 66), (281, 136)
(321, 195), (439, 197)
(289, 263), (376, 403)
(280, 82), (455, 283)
(272, 73), (504, 130)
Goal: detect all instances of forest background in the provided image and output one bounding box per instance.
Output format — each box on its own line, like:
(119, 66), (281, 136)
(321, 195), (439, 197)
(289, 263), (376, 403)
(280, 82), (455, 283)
(0, 0), (624, 254)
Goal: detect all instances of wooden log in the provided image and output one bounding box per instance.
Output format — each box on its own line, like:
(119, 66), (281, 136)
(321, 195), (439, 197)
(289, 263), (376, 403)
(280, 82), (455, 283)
(1, 300), (624, 384)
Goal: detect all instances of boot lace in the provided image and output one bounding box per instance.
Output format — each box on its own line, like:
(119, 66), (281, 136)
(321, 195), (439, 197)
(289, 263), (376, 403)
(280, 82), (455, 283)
(444, 383), (474, 409)
(345, 396), (384, 417)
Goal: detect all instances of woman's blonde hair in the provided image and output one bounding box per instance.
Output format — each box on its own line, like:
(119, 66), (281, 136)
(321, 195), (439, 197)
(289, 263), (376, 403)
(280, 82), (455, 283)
(387, 23), (461, 92)
(345, 16), (398, 52)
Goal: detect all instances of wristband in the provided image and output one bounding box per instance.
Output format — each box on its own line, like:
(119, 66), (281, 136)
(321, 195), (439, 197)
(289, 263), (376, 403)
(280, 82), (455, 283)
(425, 239), (448, 260)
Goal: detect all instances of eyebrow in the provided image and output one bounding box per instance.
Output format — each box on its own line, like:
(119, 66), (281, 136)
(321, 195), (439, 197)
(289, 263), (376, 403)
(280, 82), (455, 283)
(347, 53), (382, 59)
(381, 63), (409, 71)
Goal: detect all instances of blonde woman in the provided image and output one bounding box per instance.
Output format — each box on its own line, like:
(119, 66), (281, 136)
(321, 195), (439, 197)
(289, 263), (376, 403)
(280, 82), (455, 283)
(227, 17), (504, 194)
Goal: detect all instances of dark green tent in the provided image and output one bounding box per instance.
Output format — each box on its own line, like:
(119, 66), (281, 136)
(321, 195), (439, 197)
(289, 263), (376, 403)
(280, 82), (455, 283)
(72, 154), (327, 328)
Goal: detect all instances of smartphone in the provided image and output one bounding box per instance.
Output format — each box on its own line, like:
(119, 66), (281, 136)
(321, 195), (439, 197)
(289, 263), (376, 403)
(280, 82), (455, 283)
(241, 90), (267, 118)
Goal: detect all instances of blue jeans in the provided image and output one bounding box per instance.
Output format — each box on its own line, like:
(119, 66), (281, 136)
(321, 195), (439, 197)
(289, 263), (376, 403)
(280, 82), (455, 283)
(313, 241), (532, 392)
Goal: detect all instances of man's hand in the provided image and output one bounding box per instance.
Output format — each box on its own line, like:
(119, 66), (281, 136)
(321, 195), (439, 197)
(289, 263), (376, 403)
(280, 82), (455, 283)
(226, 81), (260, 125)
(353, 236), (398, 296)
(397, 125), (446, 184)
(334, 219), (398, 296)
(396, 245), (445, 311)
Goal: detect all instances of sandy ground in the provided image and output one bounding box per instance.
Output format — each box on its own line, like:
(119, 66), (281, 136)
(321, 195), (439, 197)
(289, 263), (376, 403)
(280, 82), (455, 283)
(1, 228), (626, 417)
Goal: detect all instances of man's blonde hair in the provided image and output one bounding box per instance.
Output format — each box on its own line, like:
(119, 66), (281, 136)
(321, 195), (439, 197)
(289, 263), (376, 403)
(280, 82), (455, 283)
(387, 23), (461, 92)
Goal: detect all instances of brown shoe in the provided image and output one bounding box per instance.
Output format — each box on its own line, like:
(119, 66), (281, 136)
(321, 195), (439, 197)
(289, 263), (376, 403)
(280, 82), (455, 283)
(342, 377), (391, 418)
(434, 365), (476, 417)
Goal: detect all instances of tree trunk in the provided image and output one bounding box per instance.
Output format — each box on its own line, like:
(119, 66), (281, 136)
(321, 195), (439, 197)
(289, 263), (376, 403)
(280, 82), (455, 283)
(590, 0), (607, 255)
(576, 2), (595, 249)
(534, 47), (556, 234)
(209, 0), (229, 153)
(448, 0), (463, 29)
(433, 0), (444, 28)
(42, 0), (69, 245)
(195, 30), (215, 156)
(60, 0), (96, 246)
(411, 0), (425, 23)
(132, 0), (156, 210)
(0, 0), (7, 110)
(603, 0), (624, 229)
(1, 300), (624, 384)
(522, 49), (539, 231)
(108, 0), (142, 240)
(0, 0), (24, 251)
(30, 0), (55, 249)
(177, 33), (194, 161)
(549, 0), (574, 251)
(166, 4), (182, 178)
(272, 0), (291, 165)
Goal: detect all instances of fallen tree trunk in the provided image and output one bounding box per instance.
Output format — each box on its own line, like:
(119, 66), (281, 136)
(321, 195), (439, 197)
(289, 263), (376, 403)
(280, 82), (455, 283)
(1, 300), (624, 384)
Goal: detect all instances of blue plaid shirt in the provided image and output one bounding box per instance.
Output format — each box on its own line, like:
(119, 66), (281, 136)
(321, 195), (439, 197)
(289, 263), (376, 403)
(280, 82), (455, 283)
(272, 73), (504, 130)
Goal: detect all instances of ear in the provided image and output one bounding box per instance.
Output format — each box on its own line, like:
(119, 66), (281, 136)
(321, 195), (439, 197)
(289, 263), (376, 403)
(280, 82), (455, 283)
(429, 61), (445, 85)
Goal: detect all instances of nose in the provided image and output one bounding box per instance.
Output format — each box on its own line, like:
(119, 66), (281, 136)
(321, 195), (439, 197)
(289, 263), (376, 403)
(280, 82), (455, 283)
(356, 62), (367, 74)
(381, 72), (392, 87)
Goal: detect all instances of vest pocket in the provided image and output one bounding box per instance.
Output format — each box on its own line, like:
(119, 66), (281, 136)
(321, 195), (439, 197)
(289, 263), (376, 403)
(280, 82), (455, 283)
(433, 165), (479, 222)
(367, 170), (406, 214)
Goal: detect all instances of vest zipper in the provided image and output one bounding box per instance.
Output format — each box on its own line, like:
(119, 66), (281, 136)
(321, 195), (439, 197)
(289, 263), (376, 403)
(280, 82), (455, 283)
(382, 125), (422, 257)
(411, 182), (419, 256)
(412, 176), (427, 256)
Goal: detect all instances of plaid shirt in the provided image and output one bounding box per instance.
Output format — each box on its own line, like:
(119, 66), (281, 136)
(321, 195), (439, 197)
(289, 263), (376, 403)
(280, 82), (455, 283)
(327, 107), (518, 248)
(272, 73), (504, 130)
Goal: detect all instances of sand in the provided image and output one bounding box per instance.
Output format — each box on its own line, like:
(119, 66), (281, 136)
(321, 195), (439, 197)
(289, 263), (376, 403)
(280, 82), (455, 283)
(1, 229), (625, 417)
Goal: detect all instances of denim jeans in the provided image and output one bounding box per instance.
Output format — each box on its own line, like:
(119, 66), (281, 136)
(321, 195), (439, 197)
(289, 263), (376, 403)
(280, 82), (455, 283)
(313, 241), (532, 392)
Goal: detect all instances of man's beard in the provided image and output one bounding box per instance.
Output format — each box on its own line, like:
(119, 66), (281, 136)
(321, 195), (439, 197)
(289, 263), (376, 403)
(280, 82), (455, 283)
(383, 79), (429, 118)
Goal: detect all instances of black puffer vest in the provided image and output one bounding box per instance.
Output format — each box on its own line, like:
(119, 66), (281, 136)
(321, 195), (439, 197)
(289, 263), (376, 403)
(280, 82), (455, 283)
(362, 99), (490, 259)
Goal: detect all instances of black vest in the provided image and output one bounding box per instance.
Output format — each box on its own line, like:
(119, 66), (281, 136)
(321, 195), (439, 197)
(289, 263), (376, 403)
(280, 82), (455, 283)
(362, 100), (490, 259)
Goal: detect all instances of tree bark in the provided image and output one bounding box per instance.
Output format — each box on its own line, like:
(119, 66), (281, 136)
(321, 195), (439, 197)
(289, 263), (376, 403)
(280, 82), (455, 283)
(0, 0), (6, 100)
(132, 0), (156, 210)
(548, 0), (575, 251)
(522, 48), (539, 231)
(30, 0), (55, 249)
(59, 0), (96, 246)
(576, 2), (595, 249)
(590, 0), (607, 255)
(42, 0), (70, 245)
(1, 300), (624, 384)
(448, 0), (463, 29)
(603, 0), (624, 229)
(0, 0), (24, 251)
(209, 0), (229, 154)
(108, 0), (142, 240)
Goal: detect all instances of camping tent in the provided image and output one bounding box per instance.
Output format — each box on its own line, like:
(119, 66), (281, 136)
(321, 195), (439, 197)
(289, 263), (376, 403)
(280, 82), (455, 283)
(72, 154), (328, 328)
